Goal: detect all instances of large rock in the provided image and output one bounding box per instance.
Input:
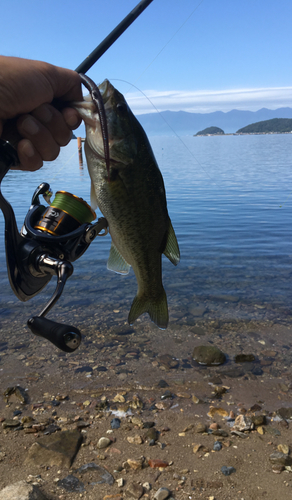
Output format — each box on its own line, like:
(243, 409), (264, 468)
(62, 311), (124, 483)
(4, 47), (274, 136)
(192, 345), (226, 366)
(154, 487), (171, 500)
(25, 430), (82, 468)
(0, 481), (48, 500)
(277, 407), (292, 420)
(157, 354), (179, 370)
(124, 482), (144, 499)
(232, 415), (254, 432)
(269, 452), (292, 466)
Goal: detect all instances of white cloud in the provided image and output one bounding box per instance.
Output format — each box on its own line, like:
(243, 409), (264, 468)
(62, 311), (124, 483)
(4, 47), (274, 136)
(122, 87), (292, 114)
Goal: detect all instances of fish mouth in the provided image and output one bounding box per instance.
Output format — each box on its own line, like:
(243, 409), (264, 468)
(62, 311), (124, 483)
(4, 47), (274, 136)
(73, 77), (137, 170)
(98, 79), (113, 104)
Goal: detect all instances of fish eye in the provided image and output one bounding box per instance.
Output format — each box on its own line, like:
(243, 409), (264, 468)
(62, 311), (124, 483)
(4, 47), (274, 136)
(116, 102), (128, 115)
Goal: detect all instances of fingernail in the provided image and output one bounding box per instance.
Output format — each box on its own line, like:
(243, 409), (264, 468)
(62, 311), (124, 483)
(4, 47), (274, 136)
(22, 116), (39, 135)
(22, 140), (35, 158)
(67, 116), (79, 127)
(64, 110), (79, 127)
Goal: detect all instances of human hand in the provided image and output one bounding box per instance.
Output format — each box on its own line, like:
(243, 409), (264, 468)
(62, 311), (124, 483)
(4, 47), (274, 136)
(0, 56), (83, 170)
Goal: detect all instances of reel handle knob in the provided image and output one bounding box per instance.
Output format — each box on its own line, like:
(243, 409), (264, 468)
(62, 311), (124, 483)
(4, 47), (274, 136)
(27, 317), (81, 353)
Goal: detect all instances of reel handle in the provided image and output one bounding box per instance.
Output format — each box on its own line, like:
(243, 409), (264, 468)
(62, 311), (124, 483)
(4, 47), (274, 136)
(27, 317), (81, 353)
(0, 141), (107, 353)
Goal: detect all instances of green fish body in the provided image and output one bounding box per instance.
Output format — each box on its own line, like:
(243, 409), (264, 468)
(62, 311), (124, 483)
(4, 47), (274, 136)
(73, 80), (180, 328)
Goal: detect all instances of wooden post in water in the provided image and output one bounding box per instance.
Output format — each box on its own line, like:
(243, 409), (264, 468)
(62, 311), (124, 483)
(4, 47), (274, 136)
(77, 137), (83, 166)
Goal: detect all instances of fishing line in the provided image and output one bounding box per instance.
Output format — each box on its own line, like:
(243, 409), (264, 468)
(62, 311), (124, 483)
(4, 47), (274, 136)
(109, 0), (228, 186)
(47, 1), (209, 184)
(45, 149), (79, 184)
(132, 0), (206, 86)
(279, 191), (292, 208)
(111, 78), (219, 185)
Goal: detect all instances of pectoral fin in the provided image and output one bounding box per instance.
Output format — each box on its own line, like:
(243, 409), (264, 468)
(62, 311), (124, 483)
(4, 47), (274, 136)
(90, 181), (98, 211)
(163, 219), (180, 266)
(107, 242), (131, 274)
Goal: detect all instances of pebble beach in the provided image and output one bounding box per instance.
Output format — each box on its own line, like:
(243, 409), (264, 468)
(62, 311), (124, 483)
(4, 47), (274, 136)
(1, 313), (292, 500)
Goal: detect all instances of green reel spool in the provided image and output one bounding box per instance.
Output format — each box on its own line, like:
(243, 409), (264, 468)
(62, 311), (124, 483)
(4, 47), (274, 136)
(35, 190), (96, 236)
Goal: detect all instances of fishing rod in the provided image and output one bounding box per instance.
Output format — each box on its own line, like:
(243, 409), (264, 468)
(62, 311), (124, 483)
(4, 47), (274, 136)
(0, 0), (154, 352)
(75, 0), (154, 73)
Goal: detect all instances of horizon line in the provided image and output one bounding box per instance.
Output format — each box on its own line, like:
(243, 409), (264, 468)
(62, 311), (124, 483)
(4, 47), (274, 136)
(119, 86), (292, 115)
(134, 105), (292, 116)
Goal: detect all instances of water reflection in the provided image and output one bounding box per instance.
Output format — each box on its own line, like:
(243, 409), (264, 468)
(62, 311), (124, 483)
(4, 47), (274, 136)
(0, 135), (291, 329)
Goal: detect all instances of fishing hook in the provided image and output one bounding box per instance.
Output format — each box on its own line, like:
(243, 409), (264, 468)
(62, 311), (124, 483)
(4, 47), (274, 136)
(79, 74), (111, 181)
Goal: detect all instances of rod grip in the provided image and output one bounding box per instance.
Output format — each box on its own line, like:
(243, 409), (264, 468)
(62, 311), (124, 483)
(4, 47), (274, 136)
(28, 317), (81, 352)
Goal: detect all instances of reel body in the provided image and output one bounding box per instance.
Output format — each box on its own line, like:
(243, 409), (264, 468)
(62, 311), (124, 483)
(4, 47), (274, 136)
(0, 139), (108, 352)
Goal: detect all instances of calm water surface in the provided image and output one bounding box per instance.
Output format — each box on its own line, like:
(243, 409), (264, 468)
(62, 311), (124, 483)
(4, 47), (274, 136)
(0, 134), (291, 328)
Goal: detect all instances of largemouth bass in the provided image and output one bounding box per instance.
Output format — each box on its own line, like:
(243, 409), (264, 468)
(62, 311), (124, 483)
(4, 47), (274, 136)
(73, 78), (180, 328)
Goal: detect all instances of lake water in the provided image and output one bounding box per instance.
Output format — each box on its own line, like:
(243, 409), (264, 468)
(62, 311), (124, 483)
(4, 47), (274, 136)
(0, 134), (292, 330)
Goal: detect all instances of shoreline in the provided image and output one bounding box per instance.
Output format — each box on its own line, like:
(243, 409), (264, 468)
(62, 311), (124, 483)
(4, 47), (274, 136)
(195, 131), (292, 137)
(0, 317), (292, 499)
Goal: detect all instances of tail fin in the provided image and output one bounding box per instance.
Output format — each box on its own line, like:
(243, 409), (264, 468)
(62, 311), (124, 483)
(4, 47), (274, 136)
(128, 289), (169, 329)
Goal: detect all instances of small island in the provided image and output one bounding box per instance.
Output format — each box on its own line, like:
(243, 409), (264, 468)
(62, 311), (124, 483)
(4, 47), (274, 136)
(195, 126), (224, 136)
(194, 118), (292, 137)
(236, 118), (292, 134)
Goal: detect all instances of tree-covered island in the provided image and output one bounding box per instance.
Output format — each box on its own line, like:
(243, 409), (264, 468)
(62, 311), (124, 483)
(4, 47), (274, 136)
(195, 126), (224, 136)
(236, 118), (292, 134)
(194, 118), (292, 136)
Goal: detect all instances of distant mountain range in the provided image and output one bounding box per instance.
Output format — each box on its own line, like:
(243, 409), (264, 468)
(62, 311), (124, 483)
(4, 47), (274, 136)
(136, 107), (292, 136)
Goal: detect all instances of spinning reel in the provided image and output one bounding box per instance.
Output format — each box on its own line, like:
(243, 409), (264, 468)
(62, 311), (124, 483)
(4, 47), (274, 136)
(0, 139), (108, 352)
(0, 0), (154, 353)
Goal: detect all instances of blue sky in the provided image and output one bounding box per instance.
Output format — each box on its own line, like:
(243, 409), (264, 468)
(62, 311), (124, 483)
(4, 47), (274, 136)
(2, 0), (292, 114)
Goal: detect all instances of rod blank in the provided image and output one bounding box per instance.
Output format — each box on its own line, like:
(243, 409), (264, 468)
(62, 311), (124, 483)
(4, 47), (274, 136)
(75, 0), (154, 74)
